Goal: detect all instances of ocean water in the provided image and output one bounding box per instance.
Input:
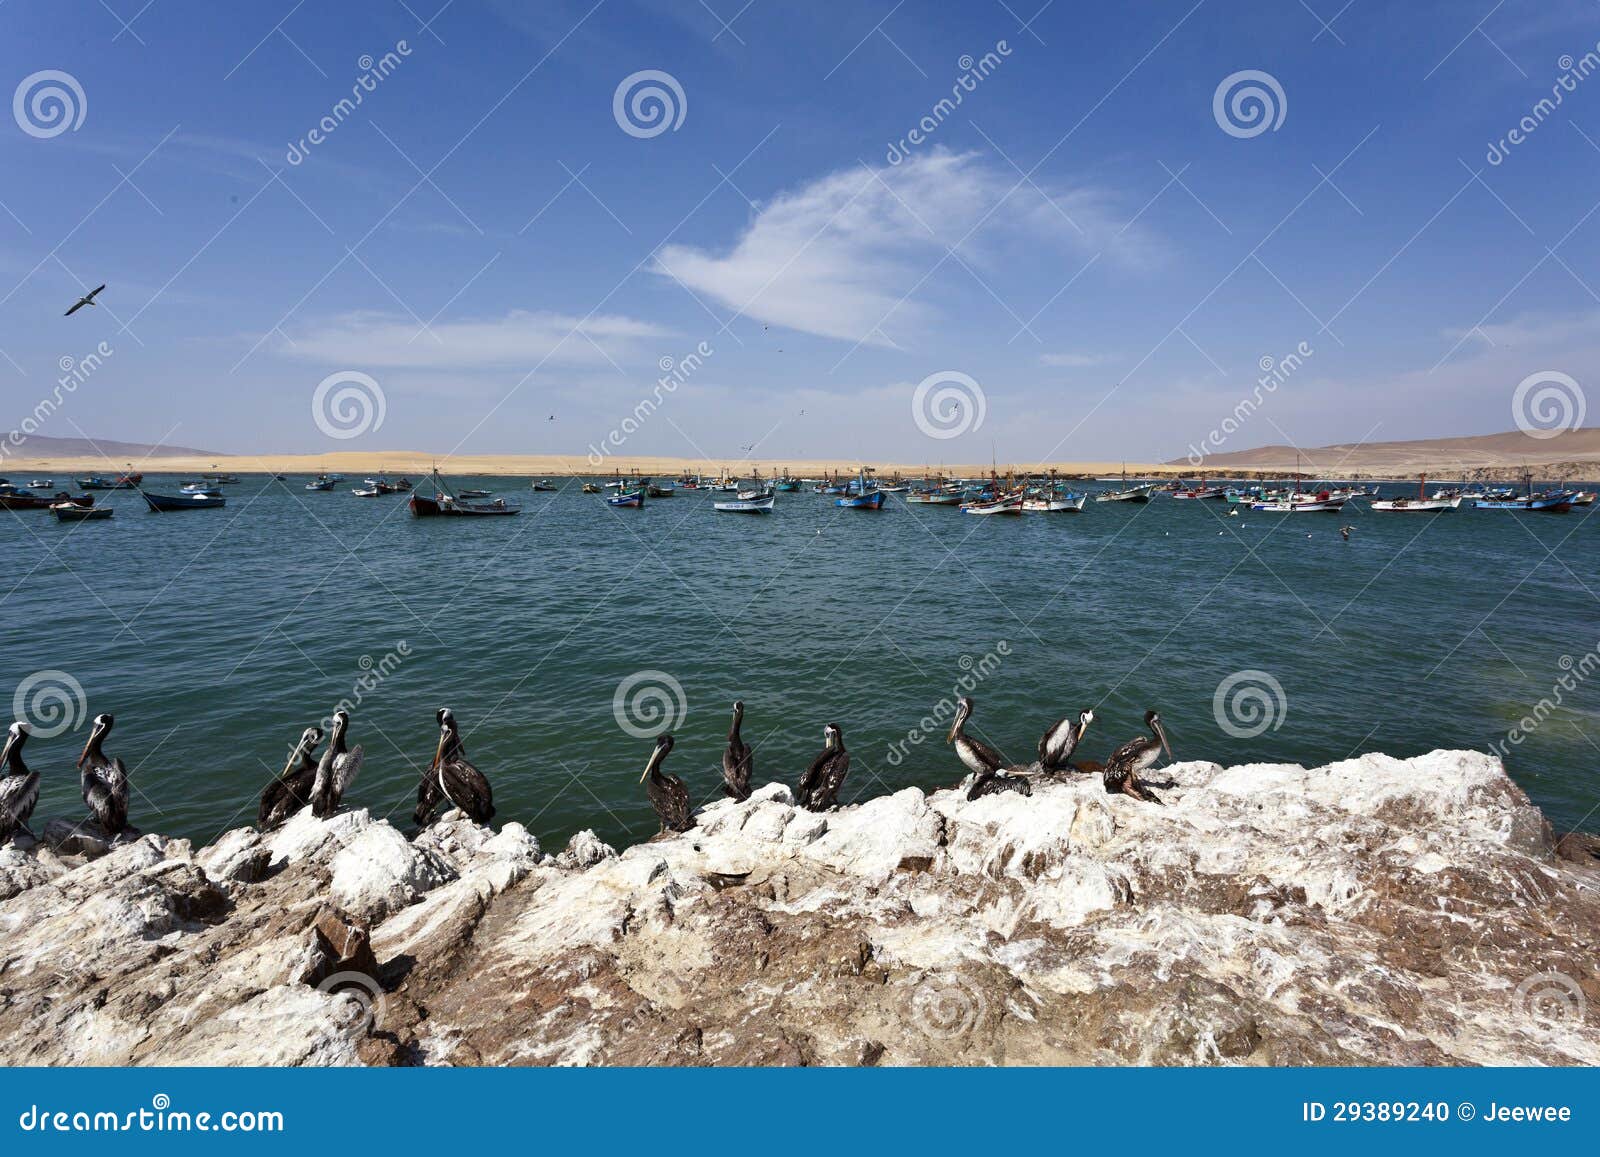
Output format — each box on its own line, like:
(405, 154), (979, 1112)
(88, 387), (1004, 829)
(4, 475), (1597, 850)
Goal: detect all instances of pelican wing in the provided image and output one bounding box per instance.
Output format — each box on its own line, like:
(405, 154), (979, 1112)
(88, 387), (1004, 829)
(0, 772), (40, 837)
(1038, 715), (1077, 767)
(331, 744), (363, 799)
(440, 758), (494, 824)
(259, 768), (315, 830)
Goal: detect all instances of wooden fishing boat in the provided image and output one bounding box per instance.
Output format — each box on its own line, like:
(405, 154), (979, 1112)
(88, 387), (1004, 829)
(1095, 483), (1152, 503)
(1572, 491), (1596, 506)
(180, 483), (222, 497)
(52, 502), (113, 522)
(141, 489), (224, 511)
(1250, 490), (1346, 513)
(714, 493), (775, 513)
(457, 488), (492, 499)
(531, 480), (558, 492)
(1473, 472), (1576, 512)
(0, 485), (92, 510)
(647, 481), (677, 498)
(27, 479), (54, 489)
(606, 488), (646, 508)
(835, 470), (885, 509)
(907, 488), (963, 505)
(351, 487), (382, 497)
(76, 472), (142, 490)
(1173, 479), (1228, 500)
(1370, 475), (1461, 513)
(409, 469), (521, 516)
(304, 476), (336, 491)
(1022, 492), (1086, 512)
(581, 483), (600, 494)
(963, 488), (1026, 515)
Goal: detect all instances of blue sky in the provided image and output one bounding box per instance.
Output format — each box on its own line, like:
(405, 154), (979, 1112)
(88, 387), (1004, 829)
(3, 0), (1599, 464)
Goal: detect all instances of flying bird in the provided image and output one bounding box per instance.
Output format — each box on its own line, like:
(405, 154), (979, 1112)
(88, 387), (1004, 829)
(64, 285), (106, 317)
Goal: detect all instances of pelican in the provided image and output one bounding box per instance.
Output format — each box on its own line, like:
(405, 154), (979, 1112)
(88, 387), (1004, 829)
(721, 700), (753, 801)
(0, 722), (40, 845)
(64, 284), (106, 316)
(257, 726), (323, 831)
(310, 709), (363, 818)
(796, 723), (849, 811)
(77, 712), (130, 835)
(948, 697), (1030, 800)
(1102, 709), (1172, 804)
(640, 734), (693, 833)
(415, 707), (494, 826)
(1038, 707), (1095, 774)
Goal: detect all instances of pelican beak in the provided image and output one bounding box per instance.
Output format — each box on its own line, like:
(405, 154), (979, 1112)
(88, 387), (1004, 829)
(77, 730), (94, 769)
(1075, 718), (1090, 747)
(1154, 718), (1172, 761)
(945, 720), (957, 744)
(0, 733), (15, 766)
(430, 733), (445, 772)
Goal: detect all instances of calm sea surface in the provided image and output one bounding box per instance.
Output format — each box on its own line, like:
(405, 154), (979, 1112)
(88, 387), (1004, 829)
(4, 475), (1597, 849)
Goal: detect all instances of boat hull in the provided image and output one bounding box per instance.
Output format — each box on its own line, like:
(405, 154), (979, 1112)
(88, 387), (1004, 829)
(714, 496), (775, 513)
(1369, 497), (1461, 512)
(606, 490), (646, 508)
(52, 503), (113, 521)
(142, 490), (224, 511)
(835, 492), (885, 509)
(409, 494), (520, 516)
(0, 491), (93, 510)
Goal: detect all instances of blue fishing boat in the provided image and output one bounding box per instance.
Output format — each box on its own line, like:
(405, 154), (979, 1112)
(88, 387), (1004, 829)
(607, 488), (646, 508)
(1473, 473), (1576, 512)
(835, 471), (884, 509)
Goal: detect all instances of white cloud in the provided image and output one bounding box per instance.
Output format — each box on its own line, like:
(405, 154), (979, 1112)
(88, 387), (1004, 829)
(278, 309), (673, 369)
(653, 149), (1152, 347)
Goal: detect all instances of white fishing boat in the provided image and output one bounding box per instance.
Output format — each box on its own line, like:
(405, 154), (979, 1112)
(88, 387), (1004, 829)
(714, 493), (776, 514)
(1370, 475), (1462, 513)
(962, 488), (1025, 515)
(1251, 490), (1346, 513)
(1022, 493), (1087, 512)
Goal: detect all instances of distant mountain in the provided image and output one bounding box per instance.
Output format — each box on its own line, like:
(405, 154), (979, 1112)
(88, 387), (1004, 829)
(1169, 428), (1600, 472)
(4, 434), (222, 459)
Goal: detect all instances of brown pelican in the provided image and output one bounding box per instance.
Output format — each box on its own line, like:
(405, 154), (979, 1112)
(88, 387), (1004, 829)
(0, 722), (40, 845)
(415, 707), (495, 826)
(1038, 707), (1094, 774)
(796, 723), (849, 811)
(1102, 710), (1171, 804)
(257, 726), (323, 831)
(640, 734), (693, 833)
(721, 700), (753, 801)
(948, 697), (1030, 800)
(310, 709), (363, 818)
(77, 712), (130, 834)
(64, 284), (105, 316)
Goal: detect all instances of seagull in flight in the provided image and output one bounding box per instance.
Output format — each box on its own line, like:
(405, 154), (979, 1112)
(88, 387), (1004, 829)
(64, 285), (106, 317)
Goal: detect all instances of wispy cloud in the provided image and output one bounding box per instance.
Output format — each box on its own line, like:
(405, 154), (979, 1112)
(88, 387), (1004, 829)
(653, 149), (1154, 347)
(1039, 351), (1116, 368)
(277, 309), (673, 369)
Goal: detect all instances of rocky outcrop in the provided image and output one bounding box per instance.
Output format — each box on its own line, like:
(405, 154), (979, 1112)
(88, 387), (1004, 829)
(0, 750), (1596, 1066)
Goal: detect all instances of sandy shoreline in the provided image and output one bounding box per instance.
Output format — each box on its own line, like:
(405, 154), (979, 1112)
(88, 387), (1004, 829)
(4, 450), (1597, 482)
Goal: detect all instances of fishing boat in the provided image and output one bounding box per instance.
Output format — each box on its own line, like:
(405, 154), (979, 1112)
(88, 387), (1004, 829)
(714, 493), (775, 513)
(51, 502), (113, 522)
(963, 488), (1025, 515)
(581, 482), (600, 494)
(907, 487), (964, 505)
(1473, 472), (1577, 512)
(27, 479), (54, 489)
(1251, 489), (1346, 513)
(141, 489), (224, 511)
(647, 480), (677, 498)
(0, 486), (93, 511)
(180, 483), (222, 497)
(305, 476), (336, 491)
(76, 471), (142, 490)
(1369, 475), (1461, 513)
(606, 488), (646, 508)
(1172, 478), (1228, 500)
(773, 471), (800, 492)
(835, 470), (885, 509)
(1022, 471), (1086, 512)
(1095, 465), (1153, 503)
(531, 480), (558, 492)
(456, 488), (492, 499)
(409, 469), (521, 516)
(1573, 491), (1596, 506)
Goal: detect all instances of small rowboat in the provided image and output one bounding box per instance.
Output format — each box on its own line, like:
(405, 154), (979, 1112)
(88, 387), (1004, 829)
(27, 479), (54, 489)
(647, 481), (676, 498)
(457, 488), (492, 499)
(52, 502), (113, 522)
(351, 487), (382, 498)
(305, 477), (335, 491)
(180, 484), (222, 497)
(581, 483), (600, 494)
(408, 469), (520, 516)
(963, 489), (1025, 515)
(714, 494), (775, 513)
(1095, 485), (1152, 503)
(76, 472), (142, 490)
(1573, 491), (1596, 506)
(141, 489), (224, 511)
(907, 491), (963, 504)
(607, 488), (646, 508)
